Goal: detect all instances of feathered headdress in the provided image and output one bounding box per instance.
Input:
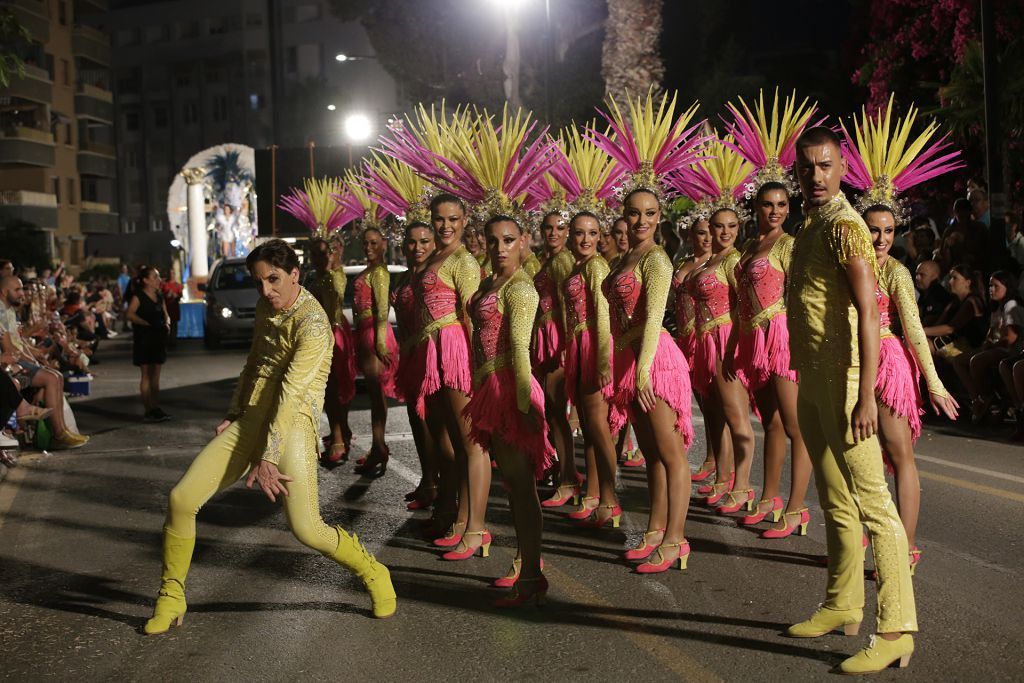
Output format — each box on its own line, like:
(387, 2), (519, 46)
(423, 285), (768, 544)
(587, 88), (707, 204)
(667, 129), (755, 228)
(333, 169), (386, 234)
(382, 105), (558, 226)
(277, 177), (347, 238)
(547, 122), (624, 225)
(723, 87), (820, 198)
(362, 151), (431, 241)
(841, 93), (965, 222)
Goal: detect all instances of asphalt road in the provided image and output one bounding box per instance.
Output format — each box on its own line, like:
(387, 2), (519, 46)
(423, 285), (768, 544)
(0, 338), (1021, 682)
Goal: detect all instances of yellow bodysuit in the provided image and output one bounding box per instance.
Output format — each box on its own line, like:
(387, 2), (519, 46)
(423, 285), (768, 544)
(309, 267), (348, 328)
(788, 193), (916, 634)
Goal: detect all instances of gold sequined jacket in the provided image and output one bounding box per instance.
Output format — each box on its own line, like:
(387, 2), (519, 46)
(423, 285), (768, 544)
(226, 287), (332, 464)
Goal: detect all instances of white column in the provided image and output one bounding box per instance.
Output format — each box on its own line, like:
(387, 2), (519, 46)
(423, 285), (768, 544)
(181, 167), (209, 278)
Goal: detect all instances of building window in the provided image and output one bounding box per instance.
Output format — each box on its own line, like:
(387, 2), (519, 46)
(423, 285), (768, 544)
(206, 67), (222, 84)
(124, 111), (140, 131)
(212, 95), (228, 122)
(115, 28), (142, 47)
(66, 178), (76, 206)
(245, 12), (263, 27)
(294, 4), (321, 22)
(179, 21), (199, 40)
(208, 17), (227, 35)
(51, 176), (61, 204)
(152, 104), (168, 129)
(124, 145), (138, 168)
(183, 101), (199, 126)
(58, 1), (68, 26)
(175, 70), (192, 87)
(286, 47), (297, 74)
(249, 93), (264, 110)
(123, 219), (136, 234)
(64, 122), (73, 145)
(61, 59), (70, 87)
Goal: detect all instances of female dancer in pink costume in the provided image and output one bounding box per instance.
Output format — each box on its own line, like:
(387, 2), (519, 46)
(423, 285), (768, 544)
(410, 194), (489, 554)
(687, 208), (755, 510)
(351, 228), (402, 476)
(607, 219), (645, 470)
(840, 97), (963, 573)
(672, 218), (725, 485)
(393, 222), (449, 510)
(563, 212), (621, 527)
(534, 211), (581, 508)
(464, 214), (555, 605)
(606, 189), (696, 571)
(733, 184), (812, 537)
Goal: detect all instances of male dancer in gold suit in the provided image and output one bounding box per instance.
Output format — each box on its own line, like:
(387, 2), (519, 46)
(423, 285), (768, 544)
(785, 127), (916, 674)
(144, 239), (395, 635)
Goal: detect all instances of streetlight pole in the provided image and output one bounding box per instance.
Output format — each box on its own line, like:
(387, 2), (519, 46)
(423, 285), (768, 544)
(980, 0), (1004, 232)
(503, 9), (522, 110)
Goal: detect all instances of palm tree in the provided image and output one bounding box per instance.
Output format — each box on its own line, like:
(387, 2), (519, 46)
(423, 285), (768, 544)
(601, 0), (665, 96)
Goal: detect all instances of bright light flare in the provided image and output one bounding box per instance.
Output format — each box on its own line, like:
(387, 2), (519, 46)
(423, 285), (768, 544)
(343, 113), (373, 143)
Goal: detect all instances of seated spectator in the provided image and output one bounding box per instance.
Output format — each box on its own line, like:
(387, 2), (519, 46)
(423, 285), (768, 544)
(965, 272), (1024, 424)
(969, 186), (991, 228)
(0, 260), (13, 277)
(924, 265), (988, 402)
(1006, 210), (1024, 280)
(937, 199), (987, 272)
(0, 275), (89, 449)
(915, 260), (952, 327)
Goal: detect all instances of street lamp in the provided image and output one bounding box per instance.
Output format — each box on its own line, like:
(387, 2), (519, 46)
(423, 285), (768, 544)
(335, 53), (375, 63)
(327, 104), (337, 111)
(343, 113), (373, 143)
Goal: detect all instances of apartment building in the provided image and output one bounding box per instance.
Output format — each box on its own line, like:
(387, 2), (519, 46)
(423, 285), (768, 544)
(0, 0), (116, 267)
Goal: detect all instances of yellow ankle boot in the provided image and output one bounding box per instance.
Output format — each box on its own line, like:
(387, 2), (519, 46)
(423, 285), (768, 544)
(331, 526), (397, 618)
(839, 634), (914, 674)
(144, 528), (195, 635)
(786, 606), (863, 638)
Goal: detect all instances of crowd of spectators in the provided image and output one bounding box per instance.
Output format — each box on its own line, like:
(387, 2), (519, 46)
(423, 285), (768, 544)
(892, 184), (1024, 440)
(0, 257), (185, 474)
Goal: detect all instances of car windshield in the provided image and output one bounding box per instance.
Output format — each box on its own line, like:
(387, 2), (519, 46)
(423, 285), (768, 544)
(213, 263), (254, 290)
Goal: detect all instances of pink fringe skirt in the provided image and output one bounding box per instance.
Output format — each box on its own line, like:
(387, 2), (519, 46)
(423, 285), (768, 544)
(876, 335), (923, 443)
(355, 318), (402, 402)
(532, 317), (563, 376)
(407, 323), (473, 419)
(564, 328), (613, 405)
(606, 331), (694, 448)
(677, 329), (696, 364)
(692, 323), (734, 397)
(463, 367), (556, 479)
(736, 314), (798, 392)
(330, 323), (357, 404)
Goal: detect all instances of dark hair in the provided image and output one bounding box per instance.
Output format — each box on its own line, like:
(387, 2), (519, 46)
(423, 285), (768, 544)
(361, 226), (385, 241)
(483, 214), (522, 234)
(862, 204), (897, 223)
(308, 237), (329, 252)
(795, 125), (842, 152)
(404, 220), (432, 237)
(246, 238), (300, 273)
(709, 207), (740, 224)
(989, 270), (1018, 310)
(569, 211), (600, 229)
(135, 265), (156, 287)
(754, 181), (788, 202)
(64, 290), (81, 305)
(949, 263), (984, 297)
(953, 197), (972, 214)
(429, 193), (466, 214)
(542, 210), (563, 224)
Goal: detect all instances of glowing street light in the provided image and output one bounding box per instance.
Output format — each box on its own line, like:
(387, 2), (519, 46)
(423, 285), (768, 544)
(326, 104), (337, 111)
(335, 53), (350, 62)
(343, 113), (373, 143)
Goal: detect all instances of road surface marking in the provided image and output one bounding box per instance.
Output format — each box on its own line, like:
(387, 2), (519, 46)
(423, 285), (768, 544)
(918, 470), (1024, 503)
(917, 454), (1024, 485)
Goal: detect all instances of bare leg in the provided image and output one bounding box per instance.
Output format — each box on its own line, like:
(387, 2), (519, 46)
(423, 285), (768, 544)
(407, 403), (439, 497)
(753, 384), (785, 502)
(442, 386), (491, 546)
(951, 353), (978, 402)
(631, 398), (691, 550)
(999, 358), (1020, 407)
(491, 436), (543, 581)
(150, 364), (162, 410)
(424, 392), (459, 534)
(545, 368), (578, 483)
(32, 369), (68, 435)
(358, 351), (388, 454)
(711, 363), (755, 493)
(877, 404), (920, 548)
(774, 375), (811, 514)
(140, 365), (152, 412)
(580, 389), (619, 520)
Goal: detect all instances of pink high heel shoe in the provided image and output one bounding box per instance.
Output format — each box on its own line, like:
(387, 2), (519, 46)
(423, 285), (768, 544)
(761, 508), (810, 539)
(739, 496), (784, 526)
(635, 541), (690, 574)
(541, 484), (581, 508)
(441, 530), (492, 561)
(566, 496), (598, 520)
(716, 488), (755, 514)
(624, 529), (665, 561)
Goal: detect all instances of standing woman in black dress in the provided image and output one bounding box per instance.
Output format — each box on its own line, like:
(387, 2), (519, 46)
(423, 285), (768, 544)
(126, 265), (171, 422)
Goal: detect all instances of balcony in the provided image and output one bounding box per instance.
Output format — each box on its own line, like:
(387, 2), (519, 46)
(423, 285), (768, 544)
(1, 0), (49, 44)
(0, 64), (52, 105)
(0, 126), (55, 167)
(75, 83), (114, 123)
(77, 149), (116, 177)
(0, 190), (58, 228)
(72, 25), (111, 66)
(79, 201), (119, 234)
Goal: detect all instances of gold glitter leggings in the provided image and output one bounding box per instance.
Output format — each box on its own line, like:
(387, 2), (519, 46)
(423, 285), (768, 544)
(797, 367), (917, 633)
(164, 415), (340, 555)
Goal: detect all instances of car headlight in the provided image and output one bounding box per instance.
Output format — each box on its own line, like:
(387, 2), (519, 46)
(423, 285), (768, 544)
(219, 306), (233, 319)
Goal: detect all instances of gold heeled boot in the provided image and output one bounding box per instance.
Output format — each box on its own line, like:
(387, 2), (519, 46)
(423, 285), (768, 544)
(331, 527), (397, 618)
(786, 605), (863, 638)
(144, 528), (196, 635)
(839, 634), (914, 674)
